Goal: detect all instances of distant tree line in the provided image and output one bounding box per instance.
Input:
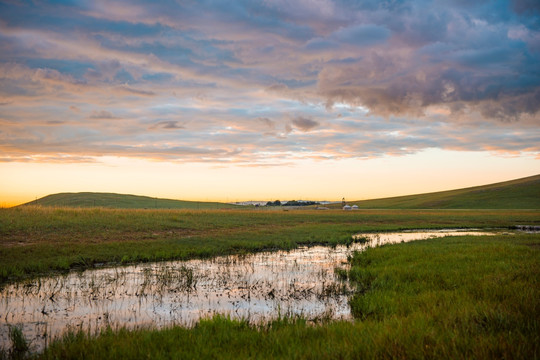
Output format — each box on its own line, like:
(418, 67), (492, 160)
(265, 200), (320, 207)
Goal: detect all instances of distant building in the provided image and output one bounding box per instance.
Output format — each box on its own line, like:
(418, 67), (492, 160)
(352, 205), (359, 210)
(343, 205), (352, 210)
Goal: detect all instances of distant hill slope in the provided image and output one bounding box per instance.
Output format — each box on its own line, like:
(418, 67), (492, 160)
(340, 174), (540, 209)
(22, 192), (240, 209)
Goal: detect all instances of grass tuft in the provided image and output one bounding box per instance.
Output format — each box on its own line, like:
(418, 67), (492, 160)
(0, 325), (30, 360)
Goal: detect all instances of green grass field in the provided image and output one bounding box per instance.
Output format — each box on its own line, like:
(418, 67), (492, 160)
(1, 207), (538, 285)
(333, 173), (540, 209)
(2, 177), (539, 358)
(32, 233), (539, 359)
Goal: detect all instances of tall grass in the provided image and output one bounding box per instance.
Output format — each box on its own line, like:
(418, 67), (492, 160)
(0, 325), (30, 360)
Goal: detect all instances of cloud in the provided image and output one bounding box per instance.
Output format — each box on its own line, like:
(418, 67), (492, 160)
(305, 24), (390, 51)
(0, 155), (98, 163)
(512, 0), (540, 14)
(89, 110), (118, 119)
(317, 42), (540, 122)
(332, 24), (391, 46)
(257, 117), (276, 130)
(149, 121), (185, 130)
(0, 0), (538, 165)
(117, 86), (156, 97)
(291, 116), (319, 132)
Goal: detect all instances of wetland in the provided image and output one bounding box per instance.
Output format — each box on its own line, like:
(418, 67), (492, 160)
(0, 207), (538, 358)
(1, 229), (499, 352)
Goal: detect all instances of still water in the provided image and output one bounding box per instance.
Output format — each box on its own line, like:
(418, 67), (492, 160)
(0, 229), (497, 352)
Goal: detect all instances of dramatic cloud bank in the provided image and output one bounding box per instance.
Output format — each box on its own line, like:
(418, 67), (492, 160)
(1, 0), (539, 164)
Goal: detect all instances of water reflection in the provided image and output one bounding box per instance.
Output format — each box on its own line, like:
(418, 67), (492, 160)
(0, 229), (497, 352)
(353, 229), (498, 245)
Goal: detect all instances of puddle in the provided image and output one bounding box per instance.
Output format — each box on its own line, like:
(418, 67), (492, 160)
(0, 229), (498, 352)
(353, 229), (499, 245)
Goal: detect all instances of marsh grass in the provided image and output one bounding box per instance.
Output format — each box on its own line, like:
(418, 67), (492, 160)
(143, 264), (197, 294)
(35, 233), (539, 359)
(0, 325), (30, 360)
(1, 207), (538, 285)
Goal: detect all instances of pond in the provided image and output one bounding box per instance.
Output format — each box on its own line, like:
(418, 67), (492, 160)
(0, 229), (498, 352)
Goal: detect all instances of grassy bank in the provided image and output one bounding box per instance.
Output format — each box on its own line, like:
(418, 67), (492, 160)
(334, 173), (540, 209)
(1, 207), (539, 285)
(33, 233), (539, 359)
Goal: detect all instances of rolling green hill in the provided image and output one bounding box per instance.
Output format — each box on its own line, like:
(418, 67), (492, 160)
(340, 174), (540, 209)
(18, 174), (540, 210)
(22, 192), (240, 209)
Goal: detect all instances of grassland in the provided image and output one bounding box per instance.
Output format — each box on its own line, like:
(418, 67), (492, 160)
(334, 173), (540, 209)
(1, 205), (538, 358)
(32, 232), (539, 359)
(21, 192), (239, 209)
(18, 174), (540, 211)
(1, 206), (539, 285)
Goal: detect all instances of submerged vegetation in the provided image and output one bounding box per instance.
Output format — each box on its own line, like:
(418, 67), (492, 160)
(33, 233), (539, 359)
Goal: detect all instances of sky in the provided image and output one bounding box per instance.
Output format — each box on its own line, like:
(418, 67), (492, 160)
(1, 0), (539, 206)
